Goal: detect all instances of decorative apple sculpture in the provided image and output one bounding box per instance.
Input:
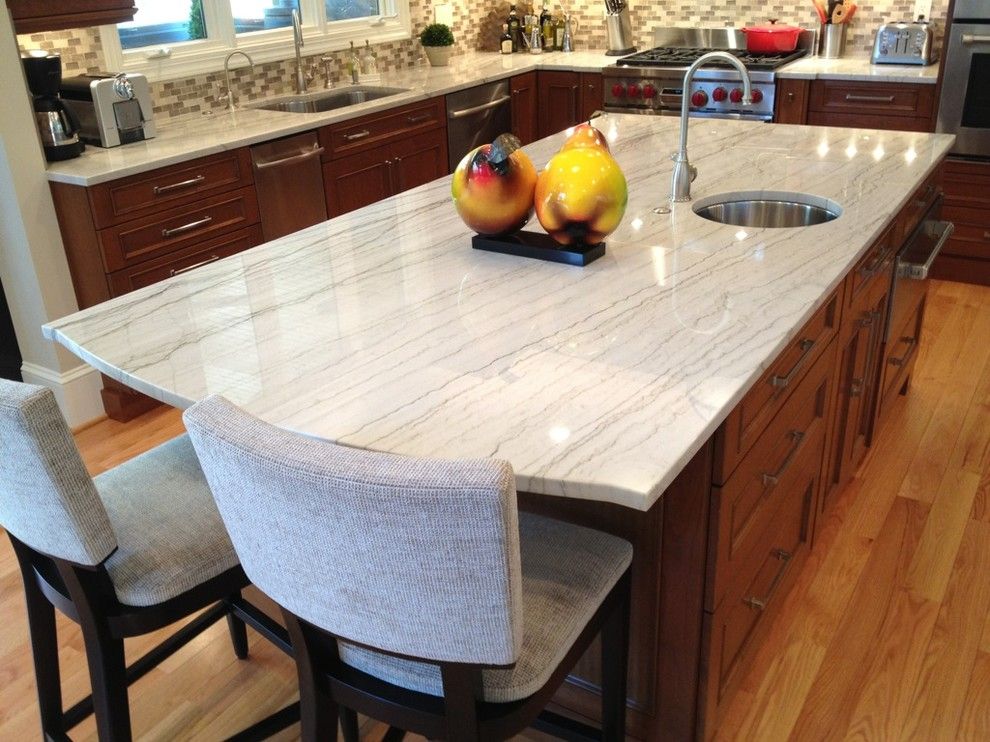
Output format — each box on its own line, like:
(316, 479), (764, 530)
(535, 125), (627, 246)
(451, 134), (537, 235)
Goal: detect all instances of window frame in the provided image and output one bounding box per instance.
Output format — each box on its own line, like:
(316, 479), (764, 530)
(102, 0), (411, 82)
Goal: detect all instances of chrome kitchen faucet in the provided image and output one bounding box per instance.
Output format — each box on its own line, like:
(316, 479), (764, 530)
(671, 51), (752, 202)
(223, 51), (254, 111)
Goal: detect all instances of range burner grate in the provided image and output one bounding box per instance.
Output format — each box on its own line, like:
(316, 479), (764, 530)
(616, 47), (806, 71)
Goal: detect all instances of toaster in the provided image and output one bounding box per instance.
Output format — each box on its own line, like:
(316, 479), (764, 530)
(871, 21), (936, 65)
(60, 72), (156, 147)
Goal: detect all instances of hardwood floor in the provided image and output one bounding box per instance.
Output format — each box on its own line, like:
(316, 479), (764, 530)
(1, 279), (988, 741)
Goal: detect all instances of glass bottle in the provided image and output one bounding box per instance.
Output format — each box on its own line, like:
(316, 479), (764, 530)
(553, 14), (565, 51)
(540, 4), (553, 51)
(500, 23), (513, 55)
(507, 5), (521, 53)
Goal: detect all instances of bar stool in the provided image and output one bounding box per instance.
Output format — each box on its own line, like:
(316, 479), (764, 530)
(185, 394), (633, 741)
(0, 379), (253, 741)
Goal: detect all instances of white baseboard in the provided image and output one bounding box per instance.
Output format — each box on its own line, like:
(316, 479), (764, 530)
(20, 361), (104, 428)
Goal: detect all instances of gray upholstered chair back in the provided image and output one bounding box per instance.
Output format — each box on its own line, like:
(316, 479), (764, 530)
(184, 395), (523, 666)
(0, 379), (117, 565)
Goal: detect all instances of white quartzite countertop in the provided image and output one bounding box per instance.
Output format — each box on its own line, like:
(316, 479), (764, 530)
(44, 114), (955, 511)
(45, 50), (939, 187)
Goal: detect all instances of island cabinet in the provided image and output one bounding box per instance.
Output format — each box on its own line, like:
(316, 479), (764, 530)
(319, 97), (447, 217)
(805, 80), (936, 132)
(537, 71), (604, 139)
(50, 148), (262, 420)
(932, 158), (990, 286)
(510, 72), (539, 145)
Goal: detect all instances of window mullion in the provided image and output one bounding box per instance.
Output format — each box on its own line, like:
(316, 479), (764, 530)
(208, 1), (237, 47)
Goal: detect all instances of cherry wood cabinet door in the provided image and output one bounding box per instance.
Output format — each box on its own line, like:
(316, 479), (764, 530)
(579, 72), (603, 122)
(323, 143), (393, 217)
(391, 128), (448, 190)
(8, 0), (136, 33)
(537, 71), (581, 138)
(510, 72), (539, 145)
(775, 78), (809, 124)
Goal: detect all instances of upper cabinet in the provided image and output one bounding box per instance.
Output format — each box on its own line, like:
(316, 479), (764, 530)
(8, 0), (136, 34)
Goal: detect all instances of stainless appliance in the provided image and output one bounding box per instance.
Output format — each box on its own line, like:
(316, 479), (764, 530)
(871, 20), (935, 65)
(60, 72), (155, 148)
(602, 27), (809, 121)
(937, 0), (990, 157)
(20, 52), (83, 162)
(446, 80), (511, 172)
(250, 131), (328, 241)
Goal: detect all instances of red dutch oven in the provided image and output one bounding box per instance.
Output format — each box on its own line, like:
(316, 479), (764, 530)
(742, 20), (802, 53)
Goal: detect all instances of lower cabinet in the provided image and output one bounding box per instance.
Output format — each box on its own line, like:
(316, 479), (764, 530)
(775, 79), (936, 132)
(510, 72), (538, 145)
(320, 99), (448, 217)
(932, 157), (990, 286)
(537, 70), (604, 139)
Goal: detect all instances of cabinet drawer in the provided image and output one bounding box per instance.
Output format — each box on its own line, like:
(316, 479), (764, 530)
(896, 169), (940, 246)
(98, 186), (261, 272)
(879, 291), (926, 418)
(707, 338), (833, 612)
(702, 463), (813, 718)
(321, 98), (445, 159)
(808, 81), (934, 119)
(107, 225), (263, 297)
(944, 158), (990, 208)
(714, 288), (840, 484)
(88, 149), (254, 229)
(846, 222), (895, 315)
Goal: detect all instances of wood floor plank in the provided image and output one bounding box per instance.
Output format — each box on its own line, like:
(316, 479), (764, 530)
(786, 496), (929, 741)
(956, 651), (990, 741)
(901, 519), (990, 740)
(971, 469), (990, 524)
(904, 468), (982, 603)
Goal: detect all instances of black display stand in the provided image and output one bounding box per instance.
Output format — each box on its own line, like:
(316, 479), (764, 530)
(472, 231), (605, 266)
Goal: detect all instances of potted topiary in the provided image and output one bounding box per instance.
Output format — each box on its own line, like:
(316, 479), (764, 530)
(420, 23), (455, 66)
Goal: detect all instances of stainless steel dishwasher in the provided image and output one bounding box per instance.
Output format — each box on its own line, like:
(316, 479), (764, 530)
(446, 80), (511, 172)
(251, 131), (328, 241)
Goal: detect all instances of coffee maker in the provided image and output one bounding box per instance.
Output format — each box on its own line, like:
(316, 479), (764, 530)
(21, 52), (83, 162)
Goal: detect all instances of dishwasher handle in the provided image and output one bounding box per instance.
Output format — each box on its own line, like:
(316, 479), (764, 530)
(448, 95), (512, 119)
(897, 220), (954, 279)
(254, 145), (325, 170)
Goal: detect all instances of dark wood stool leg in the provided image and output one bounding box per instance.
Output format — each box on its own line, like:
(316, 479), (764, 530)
(339, 706), (359, 742)
(283, 611), (337, 742)
(79, 622), (132, 741)
(441, 664), (482, 742)
(600, 571), (631, 742)
(226, 593), (249, 660)
(10, 539), (65, 740)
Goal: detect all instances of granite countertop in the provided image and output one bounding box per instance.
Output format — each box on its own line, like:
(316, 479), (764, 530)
(43, 114), (955, 511)
(45, 49), (940, 187)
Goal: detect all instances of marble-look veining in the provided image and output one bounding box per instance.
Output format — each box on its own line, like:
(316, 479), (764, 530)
(777, 53), (940, 83)
(45, 50), (939, 187)
(44, 115), (954, 511)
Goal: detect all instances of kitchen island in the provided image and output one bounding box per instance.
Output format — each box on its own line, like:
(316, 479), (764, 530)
(43, 114), (954, 739)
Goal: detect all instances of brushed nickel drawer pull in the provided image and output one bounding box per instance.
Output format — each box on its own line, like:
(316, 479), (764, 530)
(153, 175), (206, 195)
(406, 113), (431, 124)
(770, 339), (815, 389)
(762, 430), (805, 487)
(844, 94), (895, 103)
(744, 549), (793, 611)
(343, 129), (371, 141)
(984, 232), (990, 240)
(169, 254), (220, 276)
(161, 215), (213, 238)
(850, 378), (864, 397)
(888, 337), (917, 367)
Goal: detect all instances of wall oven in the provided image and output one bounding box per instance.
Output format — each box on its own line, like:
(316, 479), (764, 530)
(937, 0), (990, 157)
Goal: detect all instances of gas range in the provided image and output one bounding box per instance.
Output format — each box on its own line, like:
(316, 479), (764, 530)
(602, 28), (809, 121)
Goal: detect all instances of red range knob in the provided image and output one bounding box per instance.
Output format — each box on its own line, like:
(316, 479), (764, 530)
(712, 86), (728, 102)
(627, 83), (642, 98)
(750, 89), (764, 104)
(691, 90), (709, 107)
(642, 84), (657, 99)
(729, 88), (743, 104)
(611, 83), (625, 97)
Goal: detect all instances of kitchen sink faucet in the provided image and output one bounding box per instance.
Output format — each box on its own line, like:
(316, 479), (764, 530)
(671, 51), (752, 202)
(292, 8), (307, 94)
(223, 51), (254, 110)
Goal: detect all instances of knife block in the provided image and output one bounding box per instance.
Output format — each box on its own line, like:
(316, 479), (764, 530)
(605, 9), (636, 56)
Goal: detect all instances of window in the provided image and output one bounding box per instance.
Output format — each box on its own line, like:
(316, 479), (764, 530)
(103, 0), (410, 82)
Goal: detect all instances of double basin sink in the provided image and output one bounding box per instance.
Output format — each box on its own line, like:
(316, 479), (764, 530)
(252, 85), (410, 114)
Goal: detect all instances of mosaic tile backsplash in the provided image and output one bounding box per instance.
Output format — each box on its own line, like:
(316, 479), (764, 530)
(17, 0), (949, 121)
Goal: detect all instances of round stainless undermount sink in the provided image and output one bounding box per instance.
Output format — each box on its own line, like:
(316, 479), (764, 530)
(692, 191), (842, 228)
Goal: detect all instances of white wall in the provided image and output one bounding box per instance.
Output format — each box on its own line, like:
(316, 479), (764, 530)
(0, 7), (104, 426)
